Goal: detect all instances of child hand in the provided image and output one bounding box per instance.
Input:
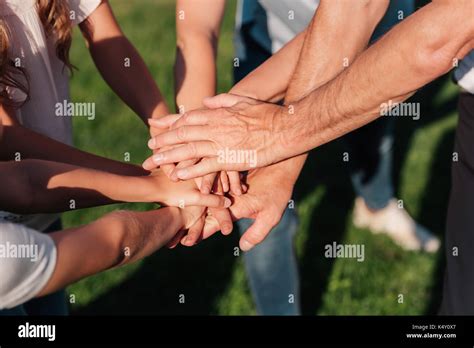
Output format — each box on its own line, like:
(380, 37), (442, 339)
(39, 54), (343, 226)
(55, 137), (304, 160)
(146, 169), (231, 209)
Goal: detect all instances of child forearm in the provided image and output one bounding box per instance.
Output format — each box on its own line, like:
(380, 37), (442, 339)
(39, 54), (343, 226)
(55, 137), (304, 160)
(37, 208), (183, 297)
(0, 159), (156, 214)
(0, 121), (148, 176)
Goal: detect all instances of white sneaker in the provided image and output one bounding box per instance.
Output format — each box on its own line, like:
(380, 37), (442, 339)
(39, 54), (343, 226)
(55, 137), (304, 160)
(353, 197), (440, 253)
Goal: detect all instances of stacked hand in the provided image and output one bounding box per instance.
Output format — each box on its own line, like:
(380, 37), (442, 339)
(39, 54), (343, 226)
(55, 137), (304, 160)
(144, 94), (298, 251)
(147, 105), (242, 247)
(143, 94), (291, 180)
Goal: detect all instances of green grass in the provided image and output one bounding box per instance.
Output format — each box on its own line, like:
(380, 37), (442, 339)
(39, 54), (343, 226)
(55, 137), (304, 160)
(65, 0), (458, 315)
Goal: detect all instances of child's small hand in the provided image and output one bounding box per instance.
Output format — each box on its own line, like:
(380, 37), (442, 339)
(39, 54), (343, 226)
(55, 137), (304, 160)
(145, 169), (231, 209)
(165, 205), (207, 249)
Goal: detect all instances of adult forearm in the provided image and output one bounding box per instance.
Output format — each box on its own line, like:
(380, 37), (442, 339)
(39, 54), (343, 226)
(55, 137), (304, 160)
(287, 0), (388, 100)
(284, 0), (474, 157)
(230, 30), (306, 102)
(231, 0), (388, 102)
(271, 0), (390, 182)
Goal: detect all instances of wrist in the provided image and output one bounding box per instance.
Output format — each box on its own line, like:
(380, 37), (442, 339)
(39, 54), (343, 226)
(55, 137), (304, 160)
(150, 104), (170, 120)
(97, 210), (134, 267)
(281, 97), (317, 156)
(174, 207), (188, 230)
(116, 176), (158, 203)
(271, 104), (302, 161)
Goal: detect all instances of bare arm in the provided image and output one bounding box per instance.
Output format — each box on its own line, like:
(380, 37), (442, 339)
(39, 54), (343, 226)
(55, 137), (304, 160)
(236, 0), (390, 186)
(37, 207), (186, 296)
(231, 29), (307, 103)
(0, 104), (147, 176)
(174, 0), (226, 112)
(79, 0), (170, 123)
(284, 0), (474, 157)
(272, 0), (390, 184)
(171, 0), (235, 241)
(0, 158), (229, 214)
(144, 0), (474, 177)
(286, 0), (389, 100)
(144, 0), (391, 179)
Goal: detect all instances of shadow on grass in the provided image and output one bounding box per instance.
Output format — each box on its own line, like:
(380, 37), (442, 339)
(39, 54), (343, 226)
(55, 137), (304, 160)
(294, 146), (354, 314)
(74, 231), (239, 315)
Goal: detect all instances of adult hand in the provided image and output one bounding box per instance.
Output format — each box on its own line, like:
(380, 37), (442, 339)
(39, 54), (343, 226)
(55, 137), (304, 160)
(148, 116), (246, 196)
(143, 94), (292, 180)
(149, 119), (178, 179)
(202, 163), (296, 251)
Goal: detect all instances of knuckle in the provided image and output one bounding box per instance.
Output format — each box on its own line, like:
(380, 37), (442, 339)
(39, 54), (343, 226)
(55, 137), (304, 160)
(187, 142), (198, 158)
(248, 231), (266, 245)
(267, 213), (281, 228)
(176, 126), (187, 141)
(182, 112), (192, 124)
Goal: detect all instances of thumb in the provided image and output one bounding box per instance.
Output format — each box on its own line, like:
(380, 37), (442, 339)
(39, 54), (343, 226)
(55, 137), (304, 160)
(239, 215), (276, 252)
(203, 93), (255, 109)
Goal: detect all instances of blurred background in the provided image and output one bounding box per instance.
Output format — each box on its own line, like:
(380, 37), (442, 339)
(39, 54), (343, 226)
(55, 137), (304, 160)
(65, 0), (458, 315)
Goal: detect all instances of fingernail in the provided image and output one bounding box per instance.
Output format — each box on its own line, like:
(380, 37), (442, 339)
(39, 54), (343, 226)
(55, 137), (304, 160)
(182, 236), (193, 246)
(222, 224), (232, 235)
(240, 240), (254, 252)
(148, 138), (156, 149)
(176, 169), (188, 179)
(224, 197), (232, 208)
(152, 153), (164, 163)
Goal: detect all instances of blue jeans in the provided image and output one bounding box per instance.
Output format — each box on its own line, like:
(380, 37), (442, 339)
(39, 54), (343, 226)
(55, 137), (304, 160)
(236, 208), (300, 315)
(0, 220), (68, 316)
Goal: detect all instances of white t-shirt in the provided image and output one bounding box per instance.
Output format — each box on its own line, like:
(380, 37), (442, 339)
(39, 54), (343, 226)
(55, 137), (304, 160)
(454, 50), (474, 94)
(0, 0), (101, 231)
(249, 0), (414, 53)
(0, 222), (57, 309)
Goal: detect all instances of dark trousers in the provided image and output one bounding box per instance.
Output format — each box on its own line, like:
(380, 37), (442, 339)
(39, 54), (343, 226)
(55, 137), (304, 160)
(440, 92), (474, 315)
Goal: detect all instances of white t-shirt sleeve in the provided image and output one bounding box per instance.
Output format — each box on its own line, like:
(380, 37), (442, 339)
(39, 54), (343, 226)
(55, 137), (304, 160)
(68, 0), (102, 25)
(0, 223), (57, 310)
(454, 50), (474, 94)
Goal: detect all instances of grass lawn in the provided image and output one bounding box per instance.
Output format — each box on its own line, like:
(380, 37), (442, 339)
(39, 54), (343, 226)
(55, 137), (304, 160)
(64, 0), (459, 315)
